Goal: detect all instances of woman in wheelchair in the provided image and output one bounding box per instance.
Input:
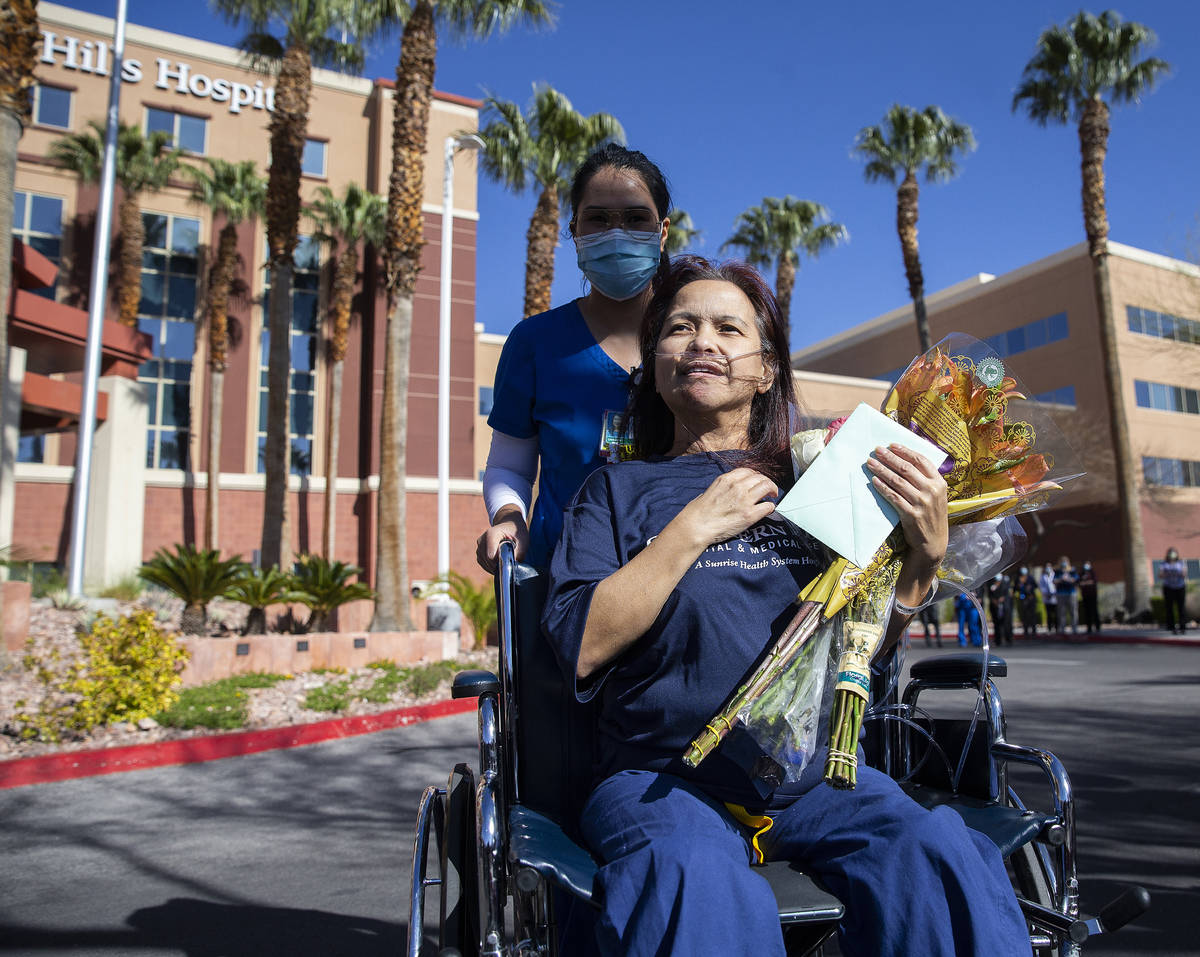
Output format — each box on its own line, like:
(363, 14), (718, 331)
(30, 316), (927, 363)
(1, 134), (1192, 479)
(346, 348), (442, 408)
(542, 255), (1030, 956)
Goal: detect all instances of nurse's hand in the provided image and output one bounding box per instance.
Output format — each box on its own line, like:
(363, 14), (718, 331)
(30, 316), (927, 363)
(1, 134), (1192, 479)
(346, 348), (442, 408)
(866, 444), (948, 573)
(476, 506), (529, 575)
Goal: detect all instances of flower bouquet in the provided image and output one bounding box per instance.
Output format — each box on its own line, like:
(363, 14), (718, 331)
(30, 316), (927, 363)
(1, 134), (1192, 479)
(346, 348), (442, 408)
(681, 333), (1083, 789)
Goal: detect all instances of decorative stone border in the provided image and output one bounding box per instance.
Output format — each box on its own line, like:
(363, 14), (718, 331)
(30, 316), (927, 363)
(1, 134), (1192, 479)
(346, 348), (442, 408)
(177, 630), (462, 686)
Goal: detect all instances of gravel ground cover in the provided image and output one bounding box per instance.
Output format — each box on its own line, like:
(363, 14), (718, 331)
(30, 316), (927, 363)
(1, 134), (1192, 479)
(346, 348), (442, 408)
(0, 598), (497, 761)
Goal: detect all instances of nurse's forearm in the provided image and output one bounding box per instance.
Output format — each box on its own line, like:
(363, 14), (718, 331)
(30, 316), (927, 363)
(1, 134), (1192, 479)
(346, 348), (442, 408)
(576, 517), (707, 679)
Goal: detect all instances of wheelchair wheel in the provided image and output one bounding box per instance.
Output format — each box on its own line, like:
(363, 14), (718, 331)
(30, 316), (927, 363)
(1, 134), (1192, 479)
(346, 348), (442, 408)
(439, 763), (479, 957)
(1009, 832), (1057, 956)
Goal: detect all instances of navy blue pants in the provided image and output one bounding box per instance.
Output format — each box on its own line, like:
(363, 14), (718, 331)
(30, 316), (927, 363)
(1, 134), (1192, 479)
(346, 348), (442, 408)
(580, 768), (1028, 957)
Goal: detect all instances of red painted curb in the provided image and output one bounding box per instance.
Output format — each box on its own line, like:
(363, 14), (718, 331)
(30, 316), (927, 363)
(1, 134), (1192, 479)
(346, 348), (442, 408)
(0, 697), (477, 790)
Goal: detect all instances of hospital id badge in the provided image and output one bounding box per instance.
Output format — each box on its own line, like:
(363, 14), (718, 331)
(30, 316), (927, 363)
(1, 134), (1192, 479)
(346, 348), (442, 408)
(599, 410), (635, 463)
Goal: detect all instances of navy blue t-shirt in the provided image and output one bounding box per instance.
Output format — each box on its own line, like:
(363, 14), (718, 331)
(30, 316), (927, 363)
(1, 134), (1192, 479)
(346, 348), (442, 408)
(543, 453), (830, 808)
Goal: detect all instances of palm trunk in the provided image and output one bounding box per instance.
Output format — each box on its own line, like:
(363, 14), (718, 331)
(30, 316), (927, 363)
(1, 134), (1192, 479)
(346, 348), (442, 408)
(243, 606), (266, 636)
(116, 193), (144, 327)
(373, 0), (436, 631)
(1079, 100), (1150, 614)
(180, 602), (206, 635)
(260, 43), (312, 571)
(204, 222), (237, 552)
(323, 244), (356, 560)
(896, 171), (930, 353)
(524, 182), (558, 317)
(775, 254), (796, 343)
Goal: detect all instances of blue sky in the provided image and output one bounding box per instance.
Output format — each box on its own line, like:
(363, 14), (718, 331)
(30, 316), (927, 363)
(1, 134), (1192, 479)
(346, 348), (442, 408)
(64, 0), (1200, 352)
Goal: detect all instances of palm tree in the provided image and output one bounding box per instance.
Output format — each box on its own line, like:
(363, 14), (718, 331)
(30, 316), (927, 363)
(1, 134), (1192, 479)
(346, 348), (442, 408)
(1014, 10), (1169, 616)
(721, 196), (847, 341)
(853, 104), (975, 353)
(477, 84), (623, 317)
(305, 182), (386, 562)
(213, 0), (365, 573)
(664, 206), (701, 255)
(0, 0), (40, 590)
(368, 0), (553, 632)
(185, 158), (267, 553)
(50, 121), (182, 326)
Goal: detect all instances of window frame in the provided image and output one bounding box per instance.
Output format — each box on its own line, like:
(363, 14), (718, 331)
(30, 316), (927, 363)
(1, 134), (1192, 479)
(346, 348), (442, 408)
(301, 137), (328, 179)
(143, 104), (209, 155)
(32, 82), (73, 130)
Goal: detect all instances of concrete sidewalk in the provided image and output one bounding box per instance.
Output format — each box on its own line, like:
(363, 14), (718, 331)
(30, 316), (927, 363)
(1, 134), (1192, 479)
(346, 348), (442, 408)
(905, 623), (1200, 648)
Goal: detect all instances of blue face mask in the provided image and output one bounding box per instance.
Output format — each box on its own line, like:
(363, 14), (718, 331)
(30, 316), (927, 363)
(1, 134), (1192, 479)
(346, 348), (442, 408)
(574, 228), (661, 301)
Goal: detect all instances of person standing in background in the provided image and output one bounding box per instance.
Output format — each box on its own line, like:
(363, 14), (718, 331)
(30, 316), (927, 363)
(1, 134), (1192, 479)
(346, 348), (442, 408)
(1160, 548), (1188, 635)
(1054, 557), (1079, 637)
(987, 573), (1014, 646)
(1079, 561), (1100, 634)
(1039, 564), (1058, 634)
(1014, 566), (1039, 638)
(919, 602), (943, 647)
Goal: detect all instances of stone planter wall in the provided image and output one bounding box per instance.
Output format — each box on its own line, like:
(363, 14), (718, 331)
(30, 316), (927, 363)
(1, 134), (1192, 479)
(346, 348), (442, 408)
(177, 630), (460, 687)
(2, 581), (32, 653)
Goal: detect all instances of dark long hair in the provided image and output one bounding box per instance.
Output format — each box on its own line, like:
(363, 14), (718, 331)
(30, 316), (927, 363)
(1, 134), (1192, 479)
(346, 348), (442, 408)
(569, 143), (672, 287)
(628, 255), (796, 483)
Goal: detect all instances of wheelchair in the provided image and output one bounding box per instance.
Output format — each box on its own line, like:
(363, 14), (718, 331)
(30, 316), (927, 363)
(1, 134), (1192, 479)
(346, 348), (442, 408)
(407, 542), (1149, 956)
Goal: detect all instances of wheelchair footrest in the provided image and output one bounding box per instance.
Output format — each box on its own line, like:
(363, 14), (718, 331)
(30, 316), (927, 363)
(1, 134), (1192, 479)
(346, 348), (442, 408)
(508, 805), (845, 926)
(903, 785), (1055, 859)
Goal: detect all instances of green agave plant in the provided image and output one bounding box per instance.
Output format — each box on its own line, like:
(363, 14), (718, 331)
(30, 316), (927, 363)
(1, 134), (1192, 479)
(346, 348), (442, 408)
(289, 554), (374, 633)
(436, 570), (497, 650)
(139, 544), (247, 635)
(223, 566), (298, 635)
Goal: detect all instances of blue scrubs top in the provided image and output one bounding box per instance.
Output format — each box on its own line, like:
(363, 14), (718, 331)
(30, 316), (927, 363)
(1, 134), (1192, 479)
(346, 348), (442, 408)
(487, 300), (635, 567)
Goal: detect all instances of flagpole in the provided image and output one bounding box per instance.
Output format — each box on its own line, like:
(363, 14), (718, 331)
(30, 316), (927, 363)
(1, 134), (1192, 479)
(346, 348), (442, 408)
(68, 0), (128, 597)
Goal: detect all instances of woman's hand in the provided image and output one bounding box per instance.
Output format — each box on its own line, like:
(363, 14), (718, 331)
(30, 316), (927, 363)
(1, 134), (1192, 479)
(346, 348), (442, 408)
(476, 506), (529, 574)
(867, 444), (948, 572)
(673, 467), (780, 550)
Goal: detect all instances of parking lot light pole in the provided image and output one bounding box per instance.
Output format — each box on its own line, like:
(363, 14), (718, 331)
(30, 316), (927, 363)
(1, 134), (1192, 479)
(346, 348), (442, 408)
(437, 133), (483, 579)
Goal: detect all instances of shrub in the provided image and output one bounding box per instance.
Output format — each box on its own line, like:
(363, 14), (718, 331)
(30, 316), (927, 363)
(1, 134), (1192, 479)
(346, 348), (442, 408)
(99, 574), (143, 601)
(157, 673), (288, 730)
(15, 610), (189, 742)
(436, 570), (497, 650)
(303, 679), (351, 713)
(223, 566), (297, 635)
(289, 555), (374, 632)
(139, 544), (247, 634)
(405, 660), (459, 697)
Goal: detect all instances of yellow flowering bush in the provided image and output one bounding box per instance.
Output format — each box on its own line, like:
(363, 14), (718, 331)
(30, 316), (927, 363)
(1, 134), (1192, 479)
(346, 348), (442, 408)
(16, 610), (190, 742)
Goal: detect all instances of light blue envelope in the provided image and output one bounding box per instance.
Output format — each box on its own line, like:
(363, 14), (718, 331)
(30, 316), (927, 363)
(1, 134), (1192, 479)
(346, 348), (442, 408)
(775, 403), (946, 568)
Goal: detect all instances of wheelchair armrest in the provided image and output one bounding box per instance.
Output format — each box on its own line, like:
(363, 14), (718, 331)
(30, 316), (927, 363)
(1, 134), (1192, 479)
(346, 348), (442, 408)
(451, 669), (500, 699)
(909, 652), (1007, 683)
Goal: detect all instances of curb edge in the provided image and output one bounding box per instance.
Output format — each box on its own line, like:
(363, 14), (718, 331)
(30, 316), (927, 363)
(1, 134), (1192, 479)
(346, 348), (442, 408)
(0, 697), (477, 790)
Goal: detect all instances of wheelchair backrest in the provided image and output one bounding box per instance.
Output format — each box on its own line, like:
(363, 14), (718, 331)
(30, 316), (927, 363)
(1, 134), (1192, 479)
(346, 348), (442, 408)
(504, 560), (597, 836)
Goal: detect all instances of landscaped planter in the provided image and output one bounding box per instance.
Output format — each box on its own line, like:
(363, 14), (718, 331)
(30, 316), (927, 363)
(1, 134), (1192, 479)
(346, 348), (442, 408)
(2, 581), (32, 653)
(177, 630), (460, 686)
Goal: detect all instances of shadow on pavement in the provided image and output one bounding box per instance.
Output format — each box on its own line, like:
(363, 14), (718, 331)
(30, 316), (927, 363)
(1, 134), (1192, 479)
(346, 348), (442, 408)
(0, 898), (406, 956)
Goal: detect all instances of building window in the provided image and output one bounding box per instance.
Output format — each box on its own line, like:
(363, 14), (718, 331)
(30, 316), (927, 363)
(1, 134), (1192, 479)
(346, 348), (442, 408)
(301, 138), (327, 178)
(1143, 456), (1200, 488)
(1127, 306), (1200, 346)
(1034, 385), (1076, 407)
(145, 106), (207, 154)
(1134, 379), (1200, 415)
(138, 213), (200, 469)
(258, 235), (320, 476)
(32, 83), (72, 128)
(11, 191), (64, 300)
(478, 386), (494, 416)
(982, 312), (1069, 360)
(1152, 558), (1200, 581)
(17, 434), (44, 464)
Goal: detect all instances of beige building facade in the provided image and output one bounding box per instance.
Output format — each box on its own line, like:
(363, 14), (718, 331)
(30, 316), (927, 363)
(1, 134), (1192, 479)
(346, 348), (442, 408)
(792, 241), (1200, 586)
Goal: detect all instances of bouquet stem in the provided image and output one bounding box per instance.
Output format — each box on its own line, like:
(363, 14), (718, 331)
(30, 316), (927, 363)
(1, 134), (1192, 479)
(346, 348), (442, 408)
(823, 620), (884, 789)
